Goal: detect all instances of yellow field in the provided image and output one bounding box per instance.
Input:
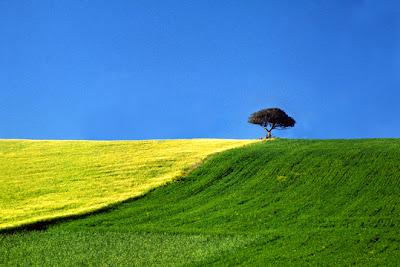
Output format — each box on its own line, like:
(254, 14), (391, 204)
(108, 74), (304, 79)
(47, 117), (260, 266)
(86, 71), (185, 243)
(0, 139), (253, 230)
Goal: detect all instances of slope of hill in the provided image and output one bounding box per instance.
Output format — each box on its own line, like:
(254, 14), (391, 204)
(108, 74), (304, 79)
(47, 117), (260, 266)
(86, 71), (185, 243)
(1, 139), (399, 265)
(0, 139), (252, 230)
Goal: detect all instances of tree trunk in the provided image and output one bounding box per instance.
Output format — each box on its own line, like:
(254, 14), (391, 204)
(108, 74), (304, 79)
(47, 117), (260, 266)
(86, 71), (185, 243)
(266, 130), (272, 139)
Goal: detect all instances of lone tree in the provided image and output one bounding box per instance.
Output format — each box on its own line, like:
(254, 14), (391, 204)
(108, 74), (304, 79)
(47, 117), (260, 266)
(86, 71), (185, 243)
(248, 108), (295, 139)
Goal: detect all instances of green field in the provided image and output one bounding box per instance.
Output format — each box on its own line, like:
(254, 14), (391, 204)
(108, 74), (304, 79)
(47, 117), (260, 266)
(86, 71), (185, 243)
(1, 139), (400, 266)
(0, 139), (252, 230)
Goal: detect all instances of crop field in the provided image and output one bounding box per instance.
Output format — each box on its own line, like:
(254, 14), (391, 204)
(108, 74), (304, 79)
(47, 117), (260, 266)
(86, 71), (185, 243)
(0, 139), (252, 230)
(1, 139), (400, 266)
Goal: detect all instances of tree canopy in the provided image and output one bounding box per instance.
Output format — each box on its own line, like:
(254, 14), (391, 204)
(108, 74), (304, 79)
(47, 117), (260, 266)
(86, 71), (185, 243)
(248, 108), (295, 139)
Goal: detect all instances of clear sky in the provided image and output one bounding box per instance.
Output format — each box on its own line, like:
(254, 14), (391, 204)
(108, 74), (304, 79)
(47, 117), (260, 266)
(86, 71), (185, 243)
(1, 0), (399, 140)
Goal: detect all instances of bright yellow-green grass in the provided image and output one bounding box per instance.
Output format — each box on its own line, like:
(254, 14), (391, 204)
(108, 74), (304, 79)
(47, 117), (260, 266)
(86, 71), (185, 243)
(0, 139), (253, 230)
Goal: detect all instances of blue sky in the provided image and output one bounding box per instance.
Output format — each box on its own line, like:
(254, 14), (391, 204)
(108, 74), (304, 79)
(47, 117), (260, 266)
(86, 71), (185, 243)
(0, 0), (399, 140)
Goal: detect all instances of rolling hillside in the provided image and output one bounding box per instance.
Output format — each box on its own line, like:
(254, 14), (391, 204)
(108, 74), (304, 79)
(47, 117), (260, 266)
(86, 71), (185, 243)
(0, 139), (252, 230)
(1, 139), (400, 265)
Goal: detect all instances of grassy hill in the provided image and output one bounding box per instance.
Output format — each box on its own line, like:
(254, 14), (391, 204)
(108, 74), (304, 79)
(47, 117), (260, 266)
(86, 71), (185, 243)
(1, 139), (400, 266)
(0, 139), (252, 230)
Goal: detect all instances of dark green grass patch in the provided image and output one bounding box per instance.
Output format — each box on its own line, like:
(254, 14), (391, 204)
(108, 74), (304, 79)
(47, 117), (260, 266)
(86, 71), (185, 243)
(1, 139), (400, 266)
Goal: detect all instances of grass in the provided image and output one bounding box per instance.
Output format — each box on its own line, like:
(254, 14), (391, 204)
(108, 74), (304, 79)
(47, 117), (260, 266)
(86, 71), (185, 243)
(0, 139), (253, 230)
(1, 139), (400, 265)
